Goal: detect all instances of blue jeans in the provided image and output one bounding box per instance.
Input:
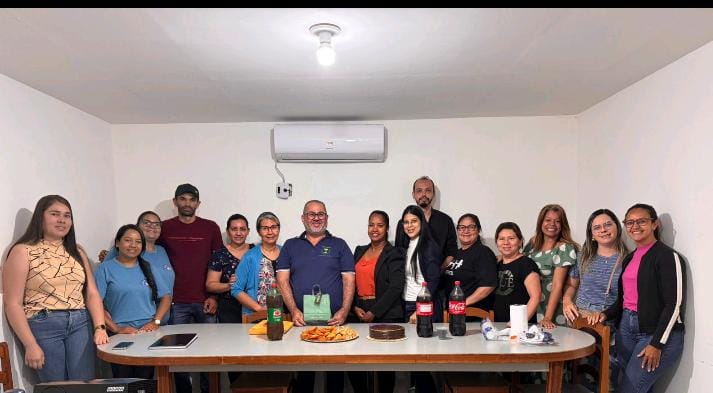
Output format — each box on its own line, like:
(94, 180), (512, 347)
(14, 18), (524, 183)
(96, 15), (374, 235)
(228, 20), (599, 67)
(27, 309), (95, 382)
(617, 309), (684, 393)
(170, 303), (217, 393)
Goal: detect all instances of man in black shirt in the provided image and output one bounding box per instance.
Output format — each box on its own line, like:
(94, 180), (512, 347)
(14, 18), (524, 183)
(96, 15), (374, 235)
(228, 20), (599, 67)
(395, 175), (458, 269)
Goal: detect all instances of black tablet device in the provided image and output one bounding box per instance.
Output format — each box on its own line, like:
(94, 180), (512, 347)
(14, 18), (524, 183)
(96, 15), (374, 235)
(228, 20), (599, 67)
(148, 333), (198, 350)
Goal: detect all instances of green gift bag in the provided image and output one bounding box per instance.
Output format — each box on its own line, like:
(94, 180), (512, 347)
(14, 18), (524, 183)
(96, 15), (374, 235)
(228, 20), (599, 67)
(303, 284), (331, 325)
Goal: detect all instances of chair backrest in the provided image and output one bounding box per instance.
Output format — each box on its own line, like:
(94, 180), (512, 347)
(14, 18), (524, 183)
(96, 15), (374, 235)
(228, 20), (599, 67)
(243, 310), (267, 324)
(241, 310), (292, 324)
(443, 307), (495, 322)
(571, 317), (610, 393)
(0, 341), (15, 390)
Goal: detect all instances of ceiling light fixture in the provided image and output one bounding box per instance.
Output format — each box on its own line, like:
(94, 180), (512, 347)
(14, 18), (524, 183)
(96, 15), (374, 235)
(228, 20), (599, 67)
(309, 23), (341, 67)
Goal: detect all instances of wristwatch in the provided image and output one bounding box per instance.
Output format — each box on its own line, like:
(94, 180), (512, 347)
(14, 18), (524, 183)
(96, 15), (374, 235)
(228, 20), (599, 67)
(94, 324), (106, 332)
(154, 318), (161, 326)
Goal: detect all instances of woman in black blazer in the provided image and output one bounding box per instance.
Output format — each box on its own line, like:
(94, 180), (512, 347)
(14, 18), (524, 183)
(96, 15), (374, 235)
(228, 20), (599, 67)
(351, 210), (406, 323)
(348, 210), (405, 393)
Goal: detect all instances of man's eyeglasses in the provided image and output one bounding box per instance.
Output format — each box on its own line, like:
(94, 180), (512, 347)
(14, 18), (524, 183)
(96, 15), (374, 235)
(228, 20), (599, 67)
(456, 224), (478, 232)
(140, 220), (162, 228)
(623, 218), (655, 228)
(303, 212), (327, 220)
(259, 225), (280, 232)
(591, 221), (615, 233)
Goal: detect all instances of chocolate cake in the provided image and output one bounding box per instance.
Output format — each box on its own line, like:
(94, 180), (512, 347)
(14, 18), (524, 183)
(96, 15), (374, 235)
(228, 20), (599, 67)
(369, 324), (405, 340)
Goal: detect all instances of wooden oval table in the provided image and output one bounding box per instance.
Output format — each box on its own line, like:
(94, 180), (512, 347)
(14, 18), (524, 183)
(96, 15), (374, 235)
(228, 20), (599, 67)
(98, 322), (595, 393)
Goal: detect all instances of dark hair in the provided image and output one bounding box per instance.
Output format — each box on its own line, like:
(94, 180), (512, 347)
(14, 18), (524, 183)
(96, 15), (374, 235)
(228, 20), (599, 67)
(495, 222), (524, 243)
(580, 209), (628, 274)
(457, 213), (483, 245)
(412, 175), (435, 192)
(398, 205), (438, 281)
(114, 224), (158, 303)
(227, 213), (249, 230)
(625, 203), (661, 240)
(369, 210), (390, 228)
(531, 204), (580, 253)
(136, 211), (161, 226)
(11, 195), (83, 265)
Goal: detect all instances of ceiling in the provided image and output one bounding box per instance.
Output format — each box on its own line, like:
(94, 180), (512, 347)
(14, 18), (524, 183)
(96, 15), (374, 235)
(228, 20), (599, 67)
(1, 8), (713, 124)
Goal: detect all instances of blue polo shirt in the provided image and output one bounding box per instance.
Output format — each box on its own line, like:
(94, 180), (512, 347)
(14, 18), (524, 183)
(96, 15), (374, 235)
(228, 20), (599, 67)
(276, 231), (354, 315)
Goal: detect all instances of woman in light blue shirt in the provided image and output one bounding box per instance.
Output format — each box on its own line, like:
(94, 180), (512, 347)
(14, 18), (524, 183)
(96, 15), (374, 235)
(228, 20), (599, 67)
(231, 212), (282, 316)
(95, 224), (172, 378)
(101, 211), (174, 322)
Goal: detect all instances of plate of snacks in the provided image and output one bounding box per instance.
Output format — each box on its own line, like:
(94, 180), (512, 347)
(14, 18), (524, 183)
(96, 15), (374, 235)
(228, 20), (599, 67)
(300, 325), (359, 343)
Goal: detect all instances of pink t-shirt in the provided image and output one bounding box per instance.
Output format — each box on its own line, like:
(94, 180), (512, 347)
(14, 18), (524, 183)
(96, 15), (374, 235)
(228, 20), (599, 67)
(622, 241), (656, 311)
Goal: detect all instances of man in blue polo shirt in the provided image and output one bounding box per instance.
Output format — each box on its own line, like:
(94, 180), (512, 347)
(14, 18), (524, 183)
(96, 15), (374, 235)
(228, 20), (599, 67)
(277, 199), (355, 393)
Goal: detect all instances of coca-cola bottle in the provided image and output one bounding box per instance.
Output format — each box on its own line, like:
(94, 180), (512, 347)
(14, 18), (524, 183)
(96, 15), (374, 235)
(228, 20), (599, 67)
(266, 282), (284, 341)
(416, 281), (433, 337)
(448, 281), (466, 336)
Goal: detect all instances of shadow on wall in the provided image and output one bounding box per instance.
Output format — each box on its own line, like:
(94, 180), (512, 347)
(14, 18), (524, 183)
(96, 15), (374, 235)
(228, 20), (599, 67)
(650, 212), (690, 393)
(658, 213), (676, 248)
(1, 208), (33, 293)
(654, 250), (692, 393)
(2, 208), (39, 391)
(154, 199), (176, 225)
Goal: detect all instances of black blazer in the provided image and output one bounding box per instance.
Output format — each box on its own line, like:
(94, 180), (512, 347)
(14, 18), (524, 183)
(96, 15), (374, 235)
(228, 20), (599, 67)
(353, 242), (406, 321)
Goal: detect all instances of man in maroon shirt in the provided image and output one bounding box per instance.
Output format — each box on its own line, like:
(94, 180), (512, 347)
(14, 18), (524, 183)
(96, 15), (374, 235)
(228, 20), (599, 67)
(158, 183), (222, 393)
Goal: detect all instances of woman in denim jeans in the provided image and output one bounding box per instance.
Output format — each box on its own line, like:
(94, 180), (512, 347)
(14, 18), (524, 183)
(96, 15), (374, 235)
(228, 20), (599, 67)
(563, 208), (628, 391)
(595, 204), (686, 393)
(3, 195), (109, 382)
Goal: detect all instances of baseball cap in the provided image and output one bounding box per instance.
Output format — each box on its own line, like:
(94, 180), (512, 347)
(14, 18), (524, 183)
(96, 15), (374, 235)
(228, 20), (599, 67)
(174, 183), (199, 199)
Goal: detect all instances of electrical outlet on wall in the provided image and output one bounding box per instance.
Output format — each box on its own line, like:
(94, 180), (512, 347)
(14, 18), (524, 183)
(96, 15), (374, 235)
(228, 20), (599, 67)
(276, 182), (292, 199)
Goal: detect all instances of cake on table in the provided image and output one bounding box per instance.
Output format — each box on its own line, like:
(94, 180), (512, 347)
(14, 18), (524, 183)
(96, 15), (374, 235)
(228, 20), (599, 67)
(369, 324), (405, 340)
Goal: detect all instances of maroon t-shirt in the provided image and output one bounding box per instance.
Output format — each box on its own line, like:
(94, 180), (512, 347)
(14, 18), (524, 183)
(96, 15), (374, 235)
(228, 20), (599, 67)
(158, 216), (223, 304)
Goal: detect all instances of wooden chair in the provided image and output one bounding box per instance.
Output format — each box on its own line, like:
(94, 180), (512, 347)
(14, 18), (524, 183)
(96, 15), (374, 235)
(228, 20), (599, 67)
(232, 311), (294, 393)
(442, 306), (495, 322)
(516, 317), (611, 393)
(442, 308), (510, 393)
(0, 342), (25, 393)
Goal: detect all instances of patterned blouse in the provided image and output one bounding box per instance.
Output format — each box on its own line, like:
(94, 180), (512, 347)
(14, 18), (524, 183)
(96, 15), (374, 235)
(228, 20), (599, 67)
(208, 244), (254, 299)
(24, 241), (86, 318)
(256, 255), (277, 307)
(526, 242), (577, 325)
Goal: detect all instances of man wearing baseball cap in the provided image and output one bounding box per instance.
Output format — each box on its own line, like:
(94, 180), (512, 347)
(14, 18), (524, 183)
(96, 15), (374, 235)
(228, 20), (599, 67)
(158, 183), (222, 393)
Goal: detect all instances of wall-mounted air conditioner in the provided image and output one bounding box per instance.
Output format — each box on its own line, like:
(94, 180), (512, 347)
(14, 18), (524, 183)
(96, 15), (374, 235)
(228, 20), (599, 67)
(272, 124), (386, 162)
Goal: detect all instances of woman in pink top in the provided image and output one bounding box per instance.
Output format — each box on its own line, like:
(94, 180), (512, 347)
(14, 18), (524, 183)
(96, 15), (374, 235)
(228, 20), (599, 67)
(595, 204), (686, 393)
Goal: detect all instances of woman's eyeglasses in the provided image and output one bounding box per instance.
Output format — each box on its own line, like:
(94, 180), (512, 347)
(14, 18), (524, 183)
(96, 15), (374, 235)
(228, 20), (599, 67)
(456, 224), (477, 232)
(622, 218), (655, 228)
(140, 220), (161, 228)
(591, 221), (614, 233)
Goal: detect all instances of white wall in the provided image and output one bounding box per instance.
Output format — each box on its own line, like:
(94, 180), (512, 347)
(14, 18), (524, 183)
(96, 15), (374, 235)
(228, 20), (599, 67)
(110, 116), (578, 252)
(576, 41), (713, 393)
(0, 74), (115, 390)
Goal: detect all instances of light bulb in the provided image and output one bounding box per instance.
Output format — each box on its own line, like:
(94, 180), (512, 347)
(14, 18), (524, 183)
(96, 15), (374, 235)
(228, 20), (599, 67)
(316, 42), (336, 66)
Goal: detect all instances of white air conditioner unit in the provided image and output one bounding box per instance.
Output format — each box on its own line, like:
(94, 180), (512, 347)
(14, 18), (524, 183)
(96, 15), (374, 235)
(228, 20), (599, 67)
(272, 124), (386, 162)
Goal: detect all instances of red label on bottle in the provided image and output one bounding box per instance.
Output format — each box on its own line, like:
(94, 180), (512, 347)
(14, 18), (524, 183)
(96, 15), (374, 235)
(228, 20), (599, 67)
(449, 301), (466, 315)
(416, 302), (433, 316)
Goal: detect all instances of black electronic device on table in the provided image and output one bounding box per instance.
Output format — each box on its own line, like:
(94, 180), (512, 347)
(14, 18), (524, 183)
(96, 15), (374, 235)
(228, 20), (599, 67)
(112, 341), (134, 350)
(148, 333), (197, 349)
(34, 378), (156, 393)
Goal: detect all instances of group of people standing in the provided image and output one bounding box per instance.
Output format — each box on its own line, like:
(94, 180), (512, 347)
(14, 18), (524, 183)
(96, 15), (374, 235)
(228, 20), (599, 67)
(2, 176), (687, 393)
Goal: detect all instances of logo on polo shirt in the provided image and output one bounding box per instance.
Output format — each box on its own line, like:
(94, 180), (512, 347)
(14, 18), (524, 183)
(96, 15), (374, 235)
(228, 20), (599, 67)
(320, 246), (332, 255)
